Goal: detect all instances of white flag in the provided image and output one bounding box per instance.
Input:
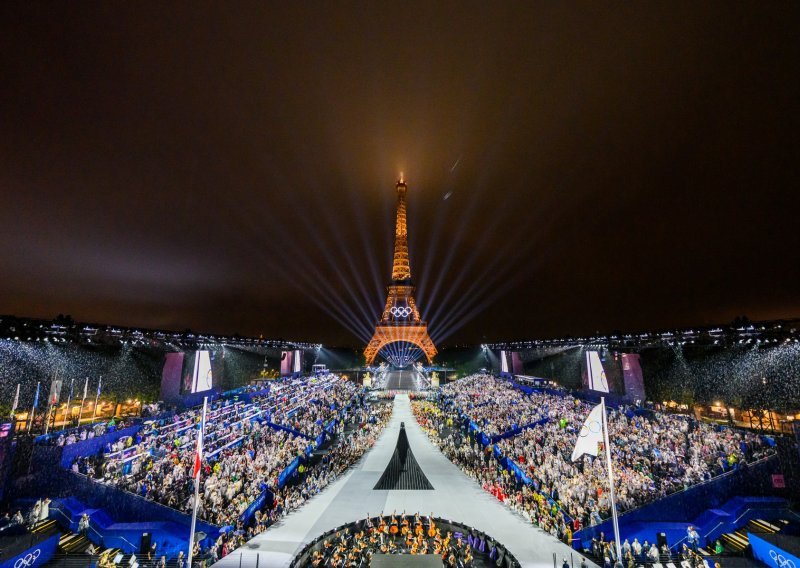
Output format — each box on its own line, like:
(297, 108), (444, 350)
(11, 384), (20, 414)
(571, 403), (604, 462)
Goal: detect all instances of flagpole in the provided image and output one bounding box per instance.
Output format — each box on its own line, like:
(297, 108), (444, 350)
(64, 378), (74, 430)
(44, 373), (57, 436)
(11, 383), (20, 419)
(44, 400), (52, 435)
(91, 377), (102, 423)
(601, 397), (622, 564)
(187, 396), (208, 568)
(29, 381), (41, 432)
(78, 377), (88, 426)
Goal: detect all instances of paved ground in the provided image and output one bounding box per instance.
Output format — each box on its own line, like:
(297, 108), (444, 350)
(214, 394), (591, 568)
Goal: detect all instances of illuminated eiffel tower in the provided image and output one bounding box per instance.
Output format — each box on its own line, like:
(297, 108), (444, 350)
(364, 176), (437, 366)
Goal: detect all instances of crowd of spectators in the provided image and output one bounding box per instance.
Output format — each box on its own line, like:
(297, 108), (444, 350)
(439, 374), (548, 436)
(417, 374), (774, 550)
(494, 390), (772, 526)
(73, 375), (362, 528)
(414, 399), (575, 544)
(585, 532), (724, 568)
(270, 380), (360, 438)
(208, 401), (393, 563)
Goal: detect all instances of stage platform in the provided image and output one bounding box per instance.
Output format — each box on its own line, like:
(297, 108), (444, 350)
(213, 394), (591, 568)
(384, 370), (419, 390)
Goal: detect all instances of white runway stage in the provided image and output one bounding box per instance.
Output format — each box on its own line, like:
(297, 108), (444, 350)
(214, 394), (590, 568)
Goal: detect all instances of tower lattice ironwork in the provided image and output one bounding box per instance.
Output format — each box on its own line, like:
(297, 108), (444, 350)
(364, 176), (437, 366)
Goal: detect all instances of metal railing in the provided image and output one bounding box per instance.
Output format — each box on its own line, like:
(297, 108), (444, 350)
(50, 503), (144, 552)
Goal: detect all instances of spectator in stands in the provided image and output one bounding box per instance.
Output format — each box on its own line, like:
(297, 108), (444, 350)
(687, 525), (700, 552)
(79, 513), (90, 535)
(74, 375), (362, 528)
(647, 543), (660, 563)
(435, 374), (772, 532)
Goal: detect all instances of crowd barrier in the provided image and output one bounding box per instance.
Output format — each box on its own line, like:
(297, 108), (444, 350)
(220, 386), (271, 404)
(490, 416), (549, 444)
(574, 455), (781, 550)
(57, 424), (143, 468)
(0, 532), (59, 568)
(13, 469), (219, 552)
(239, 488), (274, 526)
(278, 456), (304, 488)
(266, 421), (313, 441)
(34, 419), (125, 445)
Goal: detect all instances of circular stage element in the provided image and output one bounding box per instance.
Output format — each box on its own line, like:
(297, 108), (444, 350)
(290, 514), (521, 567)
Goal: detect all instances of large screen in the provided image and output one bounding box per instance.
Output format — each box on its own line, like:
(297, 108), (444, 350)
(190, 350), (213, 393)
(499, 350), (523, 375)
(160, 352), (184, 402)
(280, 350), (303, 376)
(183, 350), (216, 394)
(585, 350), (609, 393)
(160, 350), (222, 402)
(621, 353), (646, 402)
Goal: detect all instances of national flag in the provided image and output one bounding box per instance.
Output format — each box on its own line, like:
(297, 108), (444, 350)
(571, 403), (605, 462)
(12, 384), (20, 414)
(193, 420), (204, 479)
(49, 379), (63, 405)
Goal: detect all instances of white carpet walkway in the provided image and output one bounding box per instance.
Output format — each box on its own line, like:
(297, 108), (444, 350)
(214, 394), (591, 568)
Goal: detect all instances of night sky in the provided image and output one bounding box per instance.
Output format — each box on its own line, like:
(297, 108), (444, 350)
(1, 3), (798, 346)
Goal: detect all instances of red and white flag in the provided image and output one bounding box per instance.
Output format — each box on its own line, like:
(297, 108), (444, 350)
(192, 419), (204, 479)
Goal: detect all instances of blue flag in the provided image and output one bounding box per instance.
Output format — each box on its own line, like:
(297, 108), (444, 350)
(96, 377), (102, 397)
(33, 382), (41, 409)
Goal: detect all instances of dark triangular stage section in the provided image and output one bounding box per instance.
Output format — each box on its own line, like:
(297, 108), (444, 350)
(373, 422), (434, 490)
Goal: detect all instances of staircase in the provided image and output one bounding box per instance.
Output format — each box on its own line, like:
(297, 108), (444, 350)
(719, 518), (786, 553)
(31, 518), (59, 536)
(59, 532), (90, 554)
(43, 544), (126, 567)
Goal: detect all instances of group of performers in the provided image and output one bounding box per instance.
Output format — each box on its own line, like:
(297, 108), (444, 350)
(308, 512), (474, 567)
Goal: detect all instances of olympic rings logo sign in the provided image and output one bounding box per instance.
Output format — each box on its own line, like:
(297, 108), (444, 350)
(578, 420), (602, 438)
(390, 307), (412, 318)
(769, 550), (795, 568)
(14, 549), (41, 568)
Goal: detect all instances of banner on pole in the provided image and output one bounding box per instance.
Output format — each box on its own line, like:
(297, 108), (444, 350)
(48, 379), (64, 405)
(571, 403), (604, 462)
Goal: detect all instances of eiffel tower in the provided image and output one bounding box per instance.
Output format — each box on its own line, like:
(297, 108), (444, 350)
(364, 176), (437, 366)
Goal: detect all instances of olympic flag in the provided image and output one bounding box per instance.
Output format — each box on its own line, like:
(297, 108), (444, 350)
(571, 402), (604, 462)
(571, 398), (623, 562)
